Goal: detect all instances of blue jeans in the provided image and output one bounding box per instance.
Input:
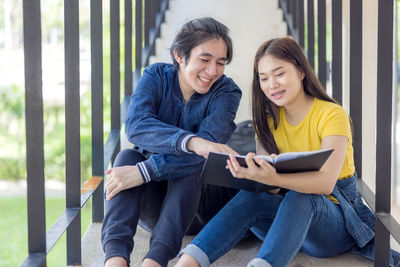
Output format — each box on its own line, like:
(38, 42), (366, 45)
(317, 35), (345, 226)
(182, 190), (356, 267)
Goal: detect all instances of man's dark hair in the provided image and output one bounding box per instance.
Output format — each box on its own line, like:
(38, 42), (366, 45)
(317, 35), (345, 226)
(170, 17), (233, 70)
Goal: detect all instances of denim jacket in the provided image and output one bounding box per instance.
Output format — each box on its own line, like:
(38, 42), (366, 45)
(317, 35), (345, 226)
(125, 63), (242, 182)
(331, 174), (400, 266)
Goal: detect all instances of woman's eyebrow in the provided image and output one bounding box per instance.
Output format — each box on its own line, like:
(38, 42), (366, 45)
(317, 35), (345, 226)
(259, 66), (284, 75)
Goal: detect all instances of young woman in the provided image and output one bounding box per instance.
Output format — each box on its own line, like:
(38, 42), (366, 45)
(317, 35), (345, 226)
(175, 37), (400, 267)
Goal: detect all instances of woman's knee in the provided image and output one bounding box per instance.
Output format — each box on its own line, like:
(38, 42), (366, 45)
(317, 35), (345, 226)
(113, 149), (146, 167)
(283, 191), (323, 210)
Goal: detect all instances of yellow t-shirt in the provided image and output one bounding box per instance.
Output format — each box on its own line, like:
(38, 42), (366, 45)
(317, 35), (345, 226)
(269, 98), (355, 203)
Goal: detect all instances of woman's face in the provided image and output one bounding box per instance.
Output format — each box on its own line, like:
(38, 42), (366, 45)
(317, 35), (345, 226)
(257, 54), (305, 108)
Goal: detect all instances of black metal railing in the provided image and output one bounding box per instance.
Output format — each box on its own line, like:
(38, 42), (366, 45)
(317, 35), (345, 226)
(279, 0), (400, 266)
(21, 0), (169, 265)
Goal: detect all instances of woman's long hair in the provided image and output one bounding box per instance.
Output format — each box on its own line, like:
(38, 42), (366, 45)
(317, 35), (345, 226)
(252, 37), (339, 154)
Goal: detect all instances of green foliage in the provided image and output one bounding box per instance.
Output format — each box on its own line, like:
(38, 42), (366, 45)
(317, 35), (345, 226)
(0, 0), (126, 265)
(0, 196), (93, 267)
(0, 158), (25, 181)
(0, 197), (27, 266)
(0, 83), (26, 180)
(80, 90), (94, 181)
(0, 84), (24, 120)
(0, 0), (125, 182)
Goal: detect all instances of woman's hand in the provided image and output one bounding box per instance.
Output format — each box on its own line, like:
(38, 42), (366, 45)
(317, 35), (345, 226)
(226, 152), (279, 186)
(187, 137), (238, 158)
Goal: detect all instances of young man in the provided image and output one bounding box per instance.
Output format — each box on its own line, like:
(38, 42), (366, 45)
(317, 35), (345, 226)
(101, 17), (242, 267)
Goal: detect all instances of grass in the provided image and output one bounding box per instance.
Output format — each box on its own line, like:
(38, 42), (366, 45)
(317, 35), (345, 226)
(0, 196), (93, 267)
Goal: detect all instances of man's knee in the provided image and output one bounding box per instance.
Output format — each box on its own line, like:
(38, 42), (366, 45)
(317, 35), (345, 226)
(168, 172), (202, 196)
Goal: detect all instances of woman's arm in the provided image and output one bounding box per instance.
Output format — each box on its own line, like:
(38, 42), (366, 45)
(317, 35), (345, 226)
(227, 135), (348, 195)
(256, 139), (268, 155)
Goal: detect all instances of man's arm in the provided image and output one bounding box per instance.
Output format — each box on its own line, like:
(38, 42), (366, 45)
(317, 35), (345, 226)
(191, 80), (242, 144)
(138, 79), (242, 182)
(105, 76), (242, 198)
(125, 66), (196, 155)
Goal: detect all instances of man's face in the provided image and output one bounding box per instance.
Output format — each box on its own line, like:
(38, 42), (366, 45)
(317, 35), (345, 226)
(175, 38), (228, 101)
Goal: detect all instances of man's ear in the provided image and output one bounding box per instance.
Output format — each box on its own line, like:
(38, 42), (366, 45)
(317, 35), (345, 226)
(174, 50), (184, 65)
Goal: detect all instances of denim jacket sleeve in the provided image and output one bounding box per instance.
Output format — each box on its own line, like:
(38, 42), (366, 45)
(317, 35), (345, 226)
(194, 81), (242, 143)
(125, 67), (194, 155)
(138, 78), (242, 182)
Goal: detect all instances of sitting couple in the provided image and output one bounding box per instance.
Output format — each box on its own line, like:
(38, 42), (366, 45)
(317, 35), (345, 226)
(102, 17), (400, 267)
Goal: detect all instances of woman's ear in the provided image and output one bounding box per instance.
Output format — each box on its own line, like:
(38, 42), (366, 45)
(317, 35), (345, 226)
(174, 50), (184, 65)
(298, 69), (305, 80)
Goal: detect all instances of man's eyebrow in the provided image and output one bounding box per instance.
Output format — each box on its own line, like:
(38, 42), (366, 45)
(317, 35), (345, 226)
(199, 52), (212, 57)
(199, 52), (227, 61)
(259, 66), (284, 75)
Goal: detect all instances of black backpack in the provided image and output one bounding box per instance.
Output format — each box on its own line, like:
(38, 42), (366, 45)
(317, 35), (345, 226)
(227, 120), (256, 155)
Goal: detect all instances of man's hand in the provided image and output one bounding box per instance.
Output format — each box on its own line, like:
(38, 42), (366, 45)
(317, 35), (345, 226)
(105, 165), (144, 201)
(187, 137), (237, 158)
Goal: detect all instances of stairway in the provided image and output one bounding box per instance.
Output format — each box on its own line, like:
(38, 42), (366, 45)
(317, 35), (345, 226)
(150, 0), (287, 123)
(79, 1), (375, 266)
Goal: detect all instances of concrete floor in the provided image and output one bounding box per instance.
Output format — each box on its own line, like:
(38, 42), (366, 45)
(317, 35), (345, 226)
(80, 223), (373, 267)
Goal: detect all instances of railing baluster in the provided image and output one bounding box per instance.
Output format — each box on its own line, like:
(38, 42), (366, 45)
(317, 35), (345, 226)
(287, 0), (292, 16)
(150, 0), (157, 55)
(64, 0), (81, 264)
(332, 0), (342, 104)
(349, 0), (363, 178)
(125, 0), (133, 97)
(297, 0), (304, 48)
(134, 0), (143, 85)
(317, 0), (326, 89)
(20, 0), (203, 264)
(145, 1), (151, 49)
(307, 0), (314, 68)
(155, 0), (162, 40)
(22, 0), (46, 266)
(91, 0), (104, 222)
(292, 0), (297, 36)
(285, 0), (290, 35)
(111, 0), (121, 164)
(375, 0), (394, 265)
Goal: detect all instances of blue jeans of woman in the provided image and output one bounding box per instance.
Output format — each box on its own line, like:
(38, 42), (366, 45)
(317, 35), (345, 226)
(182, 189), (356, 267)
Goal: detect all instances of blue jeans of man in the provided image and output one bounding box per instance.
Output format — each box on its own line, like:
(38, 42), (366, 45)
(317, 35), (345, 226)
(101, 149), (236, 266)
(183, 189), (356, 267)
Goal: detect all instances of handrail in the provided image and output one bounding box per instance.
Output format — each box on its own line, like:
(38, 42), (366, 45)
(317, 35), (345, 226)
(21, 0), (170, 265)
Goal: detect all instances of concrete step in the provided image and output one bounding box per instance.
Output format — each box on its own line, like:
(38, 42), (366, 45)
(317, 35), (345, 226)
(152, 0), (286, 63)
(149, 0), (288, 121)
(79, 223), (373, 267)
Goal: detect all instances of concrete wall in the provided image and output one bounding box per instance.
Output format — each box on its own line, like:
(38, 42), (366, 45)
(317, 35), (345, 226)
(360, 0), (379, 193)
